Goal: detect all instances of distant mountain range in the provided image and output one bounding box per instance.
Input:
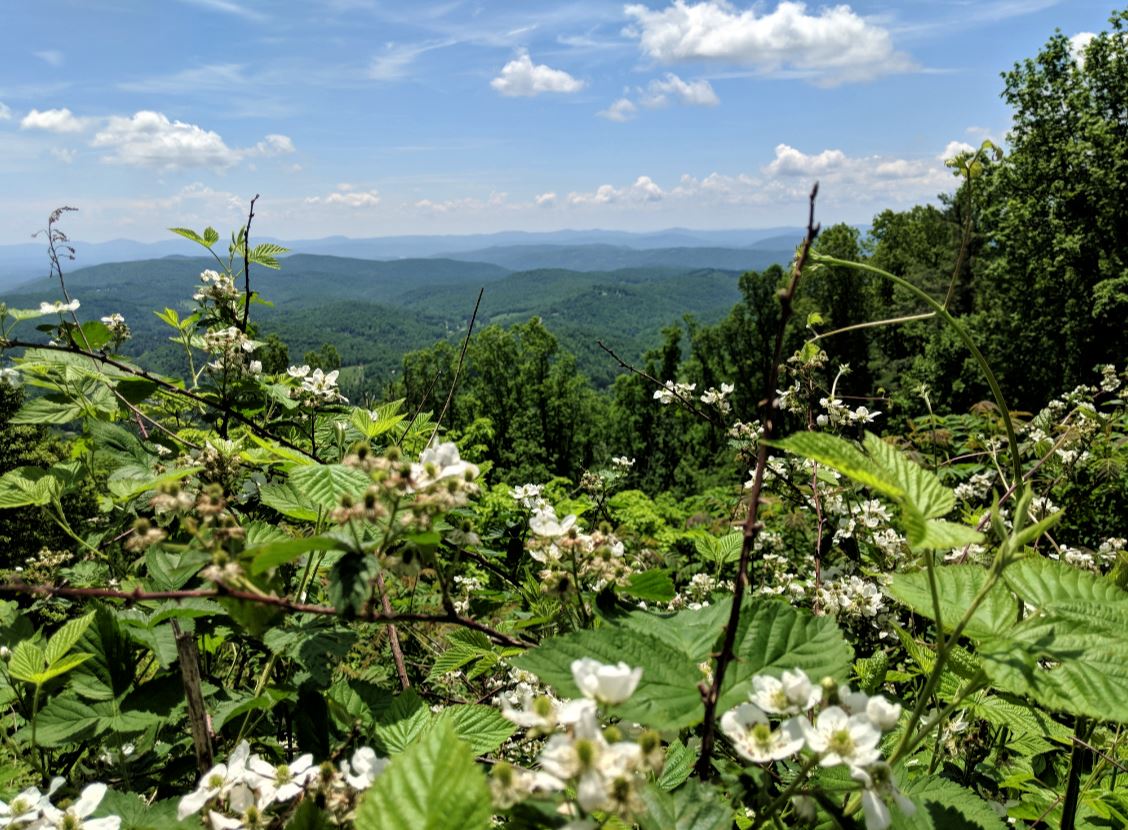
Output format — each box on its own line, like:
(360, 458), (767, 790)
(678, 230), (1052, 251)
(0, 227), (807, 291)
(1, 246), (773, 389)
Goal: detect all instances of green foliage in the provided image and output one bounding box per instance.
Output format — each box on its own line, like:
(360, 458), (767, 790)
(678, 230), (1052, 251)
(355, 722), (492, 830)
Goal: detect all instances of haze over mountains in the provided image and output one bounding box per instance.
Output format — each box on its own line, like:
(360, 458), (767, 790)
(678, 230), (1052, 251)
(0, 227), (803, 291)
(0, 226), (809, 394)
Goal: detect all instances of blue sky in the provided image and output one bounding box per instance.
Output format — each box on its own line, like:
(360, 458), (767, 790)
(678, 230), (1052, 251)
(0, 0), (1114, 243)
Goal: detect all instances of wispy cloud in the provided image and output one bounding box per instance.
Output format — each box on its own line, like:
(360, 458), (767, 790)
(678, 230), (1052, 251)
(119, 64), (250, 94)
(178, 0), (268, 23)
(368, 40), (455, 81)
(34, 50), (64, 67)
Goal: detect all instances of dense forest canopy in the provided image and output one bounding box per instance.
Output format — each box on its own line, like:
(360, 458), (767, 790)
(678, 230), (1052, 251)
(0, 11), (1126, 830)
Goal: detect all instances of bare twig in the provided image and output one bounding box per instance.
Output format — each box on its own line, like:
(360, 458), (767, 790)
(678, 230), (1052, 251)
(376, 572), (411, 689)
(172, 620), (214, 773)
(430, 287), (484, 444)
(597, 341), (721, 427)
(0, 582), (534, 649)
(695, 183), (820, 779)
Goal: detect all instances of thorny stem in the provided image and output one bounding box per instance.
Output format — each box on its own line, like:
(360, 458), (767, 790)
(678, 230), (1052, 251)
(695, 183), (821, 779)
(0, 582), (534, 648)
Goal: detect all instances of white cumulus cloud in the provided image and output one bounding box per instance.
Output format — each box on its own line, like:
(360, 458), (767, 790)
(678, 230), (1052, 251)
(1069, 31), (1095, 66)
(765, 144), (846, 176)
(307, 184), (381, 207)
(90, 111), (293, 170)
(599, 97), (638, 122)
(490, 50), (584, 97)
(535, 191), (557, 206)
(20, 108), (89, 133)
(640, 73), (719, 107)
(623, 0), (913, 85)
(568, 175), (665, 205)
(938, 140), (976, 162)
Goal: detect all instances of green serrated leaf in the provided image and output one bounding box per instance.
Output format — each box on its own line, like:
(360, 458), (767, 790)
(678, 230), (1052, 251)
(288, 464), (370, 511)
(887, 566), (1017, 640)
(248, 535), (349, 574)
(0, 466), (63, 508)
(432, 704), (516, 755)
(893, 773), (1007, 829)
(656, 738), (695, 791)
(622, 569), (676, 602)
(638, 780), (732, 830)
(375, 689), (433, 755)
(355, 721), (491, 830)
(7, 641), (47, 683)
(773, 431), (902, 500)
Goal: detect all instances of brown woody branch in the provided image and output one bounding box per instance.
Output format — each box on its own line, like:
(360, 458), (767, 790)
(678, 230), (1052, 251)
(695, 183), (821, 779)
(0, 581), (533, 649)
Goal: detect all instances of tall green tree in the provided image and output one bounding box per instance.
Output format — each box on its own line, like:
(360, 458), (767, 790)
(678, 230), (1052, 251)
(977, 12), (1128, 406)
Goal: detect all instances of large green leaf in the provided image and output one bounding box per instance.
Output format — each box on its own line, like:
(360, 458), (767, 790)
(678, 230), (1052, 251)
(516, 599), (848, 731)
(773, 432), (901, 499)
(355, 721), (491, 830)
(863, 433), (953, 519)
(249, 534), (350, 574)
(374, 689), (432, 754)
(718, 599), (853, 712)
(776, 431), (978, 549)
(887, 566), (1018, 640)
(979, 601), (1128, 723)
(0, 466), (62, 508)
(44, 612), (95, 665)
(893, 774), (1007, 829)
(431, 704), (517, 755)
(1004, 557), (1128, 607)
(259, 482), (321, 522)
(288, 464), (370, 511)
(622, 569), (676, 602)
(9, 396), (85, 425)
(638, 780), (733, 830)
(513, 624), (705, 730)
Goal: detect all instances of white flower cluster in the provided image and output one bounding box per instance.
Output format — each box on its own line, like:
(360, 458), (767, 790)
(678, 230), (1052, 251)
(954, 471), (995, 503)
(721, 668), (911, 830)
(194, 269), (240, 311)
(526, 505), (633, 593)
(177, 740), (386, 828)
(0, 367), (19, 387)
(610, 455), (635, 469)
(0, 779), (119, 830)
(286, 365), (344, 404)
(1098, 537), (1126, 565)
(816, 574), (886, 620)
(653, 380), (696, 405)
(99, 313), (131, 342)
(1099, 363), (1121, 393)
(39, 299), (80, 314)
(510, 483), (547, 510)
(699, 383), (734, 412)
(817, 396), (881, 427)
(202, 326), (259, 376)
(495, 659), (653, 817)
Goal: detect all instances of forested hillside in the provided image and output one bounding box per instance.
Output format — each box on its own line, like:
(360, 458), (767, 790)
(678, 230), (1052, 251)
(1, 13), (1127, 830)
